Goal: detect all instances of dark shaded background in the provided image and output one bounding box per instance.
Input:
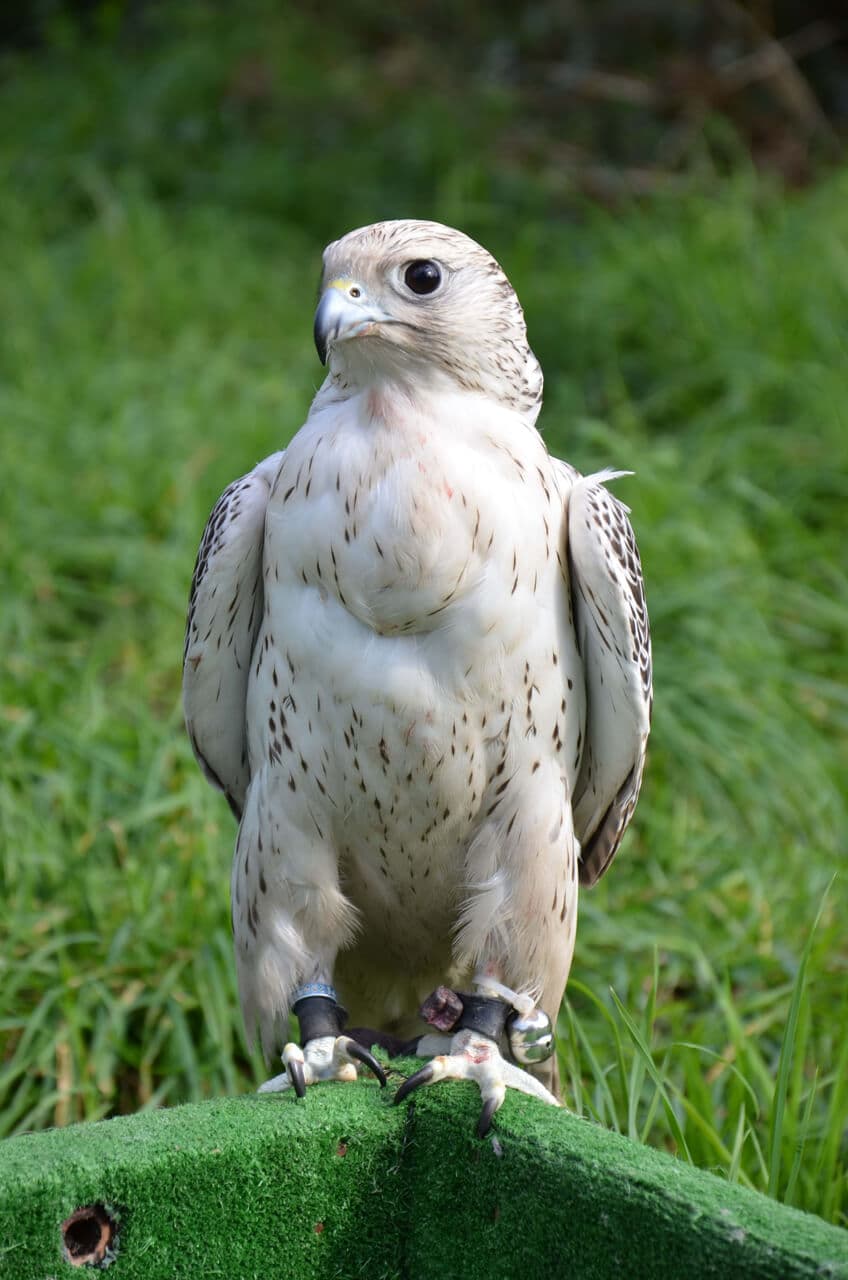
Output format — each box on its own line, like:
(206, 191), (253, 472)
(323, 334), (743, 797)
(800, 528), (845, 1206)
(3, 0), (847, 194)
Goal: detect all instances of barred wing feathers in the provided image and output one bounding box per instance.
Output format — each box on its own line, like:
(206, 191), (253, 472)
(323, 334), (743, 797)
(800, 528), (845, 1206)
(563, 469), (652, 887)
(183, 451), (285, 818)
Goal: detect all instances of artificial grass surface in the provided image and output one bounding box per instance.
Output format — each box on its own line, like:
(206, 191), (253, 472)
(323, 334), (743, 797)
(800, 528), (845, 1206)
(2, 1070), (847, 1280)
(1, 1077), (403, 1280)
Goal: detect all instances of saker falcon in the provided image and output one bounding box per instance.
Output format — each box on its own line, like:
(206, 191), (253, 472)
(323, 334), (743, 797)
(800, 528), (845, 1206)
(183, 219), (652, 1133)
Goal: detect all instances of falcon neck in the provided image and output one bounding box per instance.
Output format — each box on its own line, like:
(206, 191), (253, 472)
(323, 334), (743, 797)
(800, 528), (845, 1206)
(311, 360), (541, 436)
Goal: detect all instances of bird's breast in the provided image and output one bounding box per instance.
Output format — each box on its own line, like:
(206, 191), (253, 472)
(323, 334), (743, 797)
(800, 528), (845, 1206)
(252, 391), (576, 764)
(265, 394), (559, 641)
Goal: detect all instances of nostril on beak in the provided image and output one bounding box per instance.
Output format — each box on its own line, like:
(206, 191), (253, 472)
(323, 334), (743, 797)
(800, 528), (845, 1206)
(313, 283), (378, 365)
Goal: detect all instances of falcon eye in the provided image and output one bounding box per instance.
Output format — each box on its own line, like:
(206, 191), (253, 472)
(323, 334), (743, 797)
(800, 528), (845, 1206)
(403, 260), (442, 296)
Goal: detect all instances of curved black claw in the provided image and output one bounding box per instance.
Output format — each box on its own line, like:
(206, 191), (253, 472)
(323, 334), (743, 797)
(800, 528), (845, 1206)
(394, 1062), (435, 1105)
(477, 1095), (499, 1139)
(287, 1056), (306, 1099)
(346, 1041), (388, 1087)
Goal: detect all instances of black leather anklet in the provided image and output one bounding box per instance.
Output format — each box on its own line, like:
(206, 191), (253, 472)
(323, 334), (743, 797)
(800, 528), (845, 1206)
(293, 995), (347, 1044)
(455, 994), (511, 1041)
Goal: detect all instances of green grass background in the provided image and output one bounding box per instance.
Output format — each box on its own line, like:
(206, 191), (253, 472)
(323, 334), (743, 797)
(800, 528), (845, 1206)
(1, 2), (846, 1227)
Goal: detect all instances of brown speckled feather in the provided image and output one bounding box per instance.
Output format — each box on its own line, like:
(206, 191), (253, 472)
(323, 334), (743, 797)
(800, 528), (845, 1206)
(563, 470), (652, 886)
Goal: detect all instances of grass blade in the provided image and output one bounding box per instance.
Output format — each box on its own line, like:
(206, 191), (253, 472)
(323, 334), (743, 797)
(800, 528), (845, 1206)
(610, 988), (692, 1163)
(767, 878), (832, 1199)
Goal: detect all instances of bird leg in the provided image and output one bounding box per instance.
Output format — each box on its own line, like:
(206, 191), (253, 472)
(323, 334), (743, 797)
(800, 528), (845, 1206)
(395, 991), (559, 1136)
(258, 989), (387, 1096)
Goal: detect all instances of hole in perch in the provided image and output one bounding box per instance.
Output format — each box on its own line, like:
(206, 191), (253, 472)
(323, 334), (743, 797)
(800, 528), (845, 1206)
(61, 1204), (118, 1268)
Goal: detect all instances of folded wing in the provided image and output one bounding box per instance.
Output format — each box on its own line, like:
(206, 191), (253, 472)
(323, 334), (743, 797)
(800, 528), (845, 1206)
(183, 452), (285, 818)
(563, 469), (652, 886)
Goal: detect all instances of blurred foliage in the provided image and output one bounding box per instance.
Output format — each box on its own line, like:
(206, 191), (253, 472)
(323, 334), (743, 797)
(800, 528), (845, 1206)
(2, 0), (847, 193)
(0, 0), (846, 1226)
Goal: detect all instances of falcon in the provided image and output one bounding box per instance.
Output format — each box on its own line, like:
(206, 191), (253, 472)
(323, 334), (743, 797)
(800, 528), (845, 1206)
(183, 220), (652, 1134)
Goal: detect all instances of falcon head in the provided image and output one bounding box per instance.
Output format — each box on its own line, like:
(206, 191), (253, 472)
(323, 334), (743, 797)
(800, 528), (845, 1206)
(314, 220), (543, 416)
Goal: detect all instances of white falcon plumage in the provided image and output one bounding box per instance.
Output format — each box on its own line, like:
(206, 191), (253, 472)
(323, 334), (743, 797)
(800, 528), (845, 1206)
(183, 219), (652, 1123)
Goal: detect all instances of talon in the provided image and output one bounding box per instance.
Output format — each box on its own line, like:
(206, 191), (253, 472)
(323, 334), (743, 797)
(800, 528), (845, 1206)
(261, 1032), (392, 1096)
(389, 1026), (558, 1133)
(345, 1041), (388, 1087)
(394, 1062), (435, 1104)
(287, 1055), (306, 1098)
(477, 1095), (499, 1138)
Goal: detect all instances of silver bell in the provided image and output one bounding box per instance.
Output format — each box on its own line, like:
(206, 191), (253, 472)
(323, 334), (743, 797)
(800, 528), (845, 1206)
(507, 1007), (555, 1065)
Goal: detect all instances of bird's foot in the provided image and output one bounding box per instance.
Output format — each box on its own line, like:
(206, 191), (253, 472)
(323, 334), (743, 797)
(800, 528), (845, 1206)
(258, 1034), (387, 1096)
(394, 1027), (559, 1136)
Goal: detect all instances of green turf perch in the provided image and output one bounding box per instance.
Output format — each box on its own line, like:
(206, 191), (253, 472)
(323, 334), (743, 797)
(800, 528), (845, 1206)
(1, 1068), (846, 1280)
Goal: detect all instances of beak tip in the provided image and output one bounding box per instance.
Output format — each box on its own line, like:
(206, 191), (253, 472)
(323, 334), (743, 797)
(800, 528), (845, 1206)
(313, 321), (329, 366)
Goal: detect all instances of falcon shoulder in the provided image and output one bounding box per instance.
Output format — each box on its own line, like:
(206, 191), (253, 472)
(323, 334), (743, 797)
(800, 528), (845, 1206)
(560, 466), (653, 887)
(183, 451), (285, 819)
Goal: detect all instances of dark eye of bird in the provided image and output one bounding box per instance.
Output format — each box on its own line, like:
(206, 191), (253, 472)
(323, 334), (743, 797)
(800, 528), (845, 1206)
(404, 260), (442, 296)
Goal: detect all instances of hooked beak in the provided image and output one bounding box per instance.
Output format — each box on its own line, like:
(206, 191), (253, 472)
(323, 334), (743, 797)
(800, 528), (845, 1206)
(313, 281), (389, 365)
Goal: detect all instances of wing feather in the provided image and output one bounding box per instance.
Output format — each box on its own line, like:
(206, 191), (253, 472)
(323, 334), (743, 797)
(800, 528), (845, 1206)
(563, 469), (652, 886)
(183, 452), (285, 818)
